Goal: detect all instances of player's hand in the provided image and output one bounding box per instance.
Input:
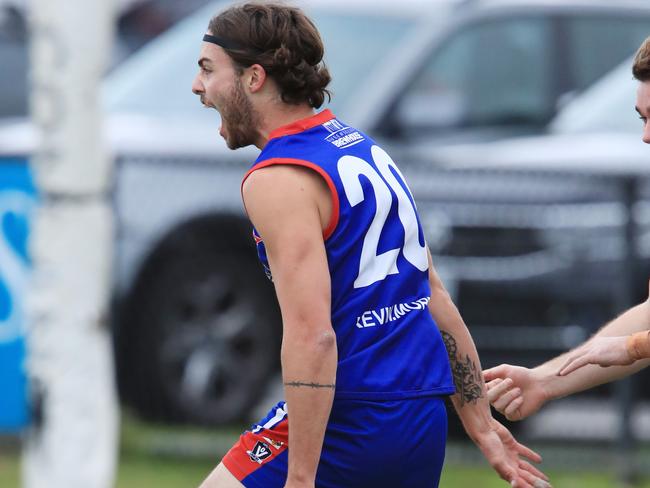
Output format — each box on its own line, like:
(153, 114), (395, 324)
(484, 365), (549, 421)
(473, 418), (551, 488)
(557, 336), (634, 376)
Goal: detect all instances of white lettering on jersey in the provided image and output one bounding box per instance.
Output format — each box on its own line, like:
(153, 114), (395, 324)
(337, 145), (428, 288)
(323, 120), (365, 149)
(355, 297), (431, 329)
(338, 154), (399, 288)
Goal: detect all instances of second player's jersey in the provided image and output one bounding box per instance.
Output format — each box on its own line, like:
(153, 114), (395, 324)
(242, 110), (455, 400)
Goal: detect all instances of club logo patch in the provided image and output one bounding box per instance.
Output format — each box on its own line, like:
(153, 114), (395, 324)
(322, 119), (365, 149)
(247, 441), (272, 464)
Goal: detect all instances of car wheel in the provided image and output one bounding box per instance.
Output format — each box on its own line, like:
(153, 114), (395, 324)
(117, 220), (280, 425)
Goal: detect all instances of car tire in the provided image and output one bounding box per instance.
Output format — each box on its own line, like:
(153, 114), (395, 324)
(116, 217), (281, 425)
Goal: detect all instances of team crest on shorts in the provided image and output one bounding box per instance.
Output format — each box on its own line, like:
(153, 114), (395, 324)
(247, 441), (272, 464)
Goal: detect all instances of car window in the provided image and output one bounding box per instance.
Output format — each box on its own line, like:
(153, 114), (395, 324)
(394, 16), (553, 132)
(549, 56), (639, 134)
(0, 7), (28, 118)
(104, 3), (415, 118)
(566, 16), (650, 92)
(317, 13), (413, 112)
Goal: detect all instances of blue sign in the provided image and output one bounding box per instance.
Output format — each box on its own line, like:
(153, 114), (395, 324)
(0, 158), (36, 432)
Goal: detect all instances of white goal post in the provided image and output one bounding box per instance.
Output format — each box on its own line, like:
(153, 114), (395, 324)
(24, 1), (119, 487)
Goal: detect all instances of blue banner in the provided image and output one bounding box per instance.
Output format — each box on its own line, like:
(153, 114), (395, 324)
(0, 158), (36, 432)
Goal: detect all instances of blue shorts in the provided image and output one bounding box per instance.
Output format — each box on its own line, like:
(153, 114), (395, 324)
(222, 396), (448, 487)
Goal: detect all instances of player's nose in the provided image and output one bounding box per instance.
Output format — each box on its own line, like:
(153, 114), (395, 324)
(191, 74), (204, 95)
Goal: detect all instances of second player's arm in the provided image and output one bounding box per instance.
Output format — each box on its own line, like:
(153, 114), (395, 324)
(526, 300), (650, 400)
(243, 166), (337, 488)
(486, 292), (650, 420)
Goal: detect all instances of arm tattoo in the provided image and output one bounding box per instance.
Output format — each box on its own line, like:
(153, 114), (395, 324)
(441, 331), (483, 407)
(284, 381), (336, 389)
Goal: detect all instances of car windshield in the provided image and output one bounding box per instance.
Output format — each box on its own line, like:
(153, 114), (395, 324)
(549, 55), (639, 134)
(103, 2), (415, 122)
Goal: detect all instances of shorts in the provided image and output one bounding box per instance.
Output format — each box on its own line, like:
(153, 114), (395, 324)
(222, 396), (448, 488)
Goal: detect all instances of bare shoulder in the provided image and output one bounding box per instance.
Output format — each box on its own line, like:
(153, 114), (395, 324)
(243, 164), (327, 202)
(243, 164), (331, 231)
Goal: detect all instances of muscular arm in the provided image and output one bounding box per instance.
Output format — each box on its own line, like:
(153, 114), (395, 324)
(243, 166), (336, 487)
(530, 300), (650, 401)
(426, 251), (490, 432)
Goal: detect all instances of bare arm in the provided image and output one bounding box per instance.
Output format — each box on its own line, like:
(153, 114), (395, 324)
(426, 251), (549, 488)
(532, 300), (650, 400)
(243, 166), (336, 488)
(485, 291), (650, 420)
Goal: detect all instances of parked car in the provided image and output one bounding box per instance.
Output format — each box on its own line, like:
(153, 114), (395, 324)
(414, 55), (650, 440)
(2, 0), (650, 426)
(429, 55), (649, 359)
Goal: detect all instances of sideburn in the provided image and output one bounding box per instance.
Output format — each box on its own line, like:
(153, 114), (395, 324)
(221, 76), (260, 149)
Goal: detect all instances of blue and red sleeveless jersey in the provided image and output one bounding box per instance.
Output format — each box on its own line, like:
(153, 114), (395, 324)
(242, 110), (454, 400)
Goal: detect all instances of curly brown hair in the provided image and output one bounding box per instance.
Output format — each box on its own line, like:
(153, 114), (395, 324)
(633, 36), (650, 82)
(208, 2), (332, 108)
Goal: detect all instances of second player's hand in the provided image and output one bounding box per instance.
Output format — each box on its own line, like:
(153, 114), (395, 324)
(473, 418), (551, 488)
(557, 336), (634, 376)
(484, 365), (549, 421)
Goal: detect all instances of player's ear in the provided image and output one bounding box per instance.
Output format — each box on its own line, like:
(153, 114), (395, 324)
(246, 64), (267, 93)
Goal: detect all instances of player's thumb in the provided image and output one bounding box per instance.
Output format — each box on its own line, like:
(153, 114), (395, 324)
(483, 364), (509, 382)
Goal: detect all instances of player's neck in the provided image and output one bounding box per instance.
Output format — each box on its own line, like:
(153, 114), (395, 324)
(254, 103), (316, 149)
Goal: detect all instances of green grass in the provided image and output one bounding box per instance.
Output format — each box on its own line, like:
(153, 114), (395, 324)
(116, 454), (214, 488)
(0, 454), (19, 488)
(3, 450), (650, 487)
(440, 464), (641, 488)
(2, 415), (650, 487)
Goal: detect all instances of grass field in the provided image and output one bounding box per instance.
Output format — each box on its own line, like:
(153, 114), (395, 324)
(1, 415), (650, 487)
(3, 448), (650, 488)
(2, 452), (648, 488)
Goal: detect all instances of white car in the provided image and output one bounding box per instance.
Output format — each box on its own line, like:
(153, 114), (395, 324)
(2, 0), (650, 426)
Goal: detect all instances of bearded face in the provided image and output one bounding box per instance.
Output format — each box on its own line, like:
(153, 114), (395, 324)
(192, 42), (262, 150)
(215, 75), (261, 150)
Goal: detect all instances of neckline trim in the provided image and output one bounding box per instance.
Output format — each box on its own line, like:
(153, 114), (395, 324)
(266, 109), (335, 141)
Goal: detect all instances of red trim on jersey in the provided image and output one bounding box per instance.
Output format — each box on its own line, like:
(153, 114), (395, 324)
(222, 419), (289, 481)
(241, 158), (340, 240)
(267, 109), (335, 141)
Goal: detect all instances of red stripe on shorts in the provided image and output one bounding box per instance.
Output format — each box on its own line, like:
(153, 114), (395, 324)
(222, 419), (289, 481)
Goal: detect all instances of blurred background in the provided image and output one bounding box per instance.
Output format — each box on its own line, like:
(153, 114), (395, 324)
(3, 0), (650, 486)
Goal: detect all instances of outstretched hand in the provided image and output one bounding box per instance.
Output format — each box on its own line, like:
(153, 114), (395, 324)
(557, 336), (633, 376)
(473, 418), (551, 488)
(483, 365), (549, 421)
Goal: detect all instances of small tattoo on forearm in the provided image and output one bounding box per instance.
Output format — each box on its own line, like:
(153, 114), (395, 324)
(284, 381), (336, 389)
(441, 331), (484, 407)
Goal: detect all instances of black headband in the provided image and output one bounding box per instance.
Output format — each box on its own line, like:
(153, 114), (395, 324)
(202, 34), (263, 54)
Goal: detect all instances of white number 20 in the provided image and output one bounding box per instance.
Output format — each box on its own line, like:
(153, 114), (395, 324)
(337, 145), (428, 288)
